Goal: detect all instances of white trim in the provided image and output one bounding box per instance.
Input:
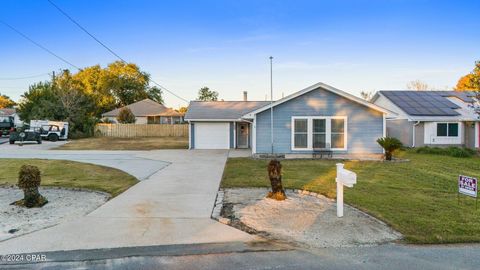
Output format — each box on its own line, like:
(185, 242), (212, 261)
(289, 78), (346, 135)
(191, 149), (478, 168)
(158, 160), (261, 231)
(188, 122), (192, 149)
(252, 115), (257, 154)
(186, 118), (241, 122)
(291, 116), (348, 151)
(233, 122), (237, 149)
(243, 82), (390, 119)
(424, 121), (463, 145)
(475, 122), (479, 148)
(382, 114), (386, 154)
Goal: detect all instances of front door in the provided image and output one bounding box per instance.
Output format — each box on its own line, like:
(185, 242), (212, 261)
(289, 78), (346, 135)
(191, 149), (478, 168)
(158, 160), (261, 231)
(236, 123), (249, 148)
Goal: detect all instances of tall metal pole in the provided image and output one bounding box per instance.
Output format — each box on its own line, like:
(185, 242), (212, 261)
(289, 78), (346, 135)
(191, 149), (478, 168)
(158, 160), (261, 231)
(270, 56), (274, 154)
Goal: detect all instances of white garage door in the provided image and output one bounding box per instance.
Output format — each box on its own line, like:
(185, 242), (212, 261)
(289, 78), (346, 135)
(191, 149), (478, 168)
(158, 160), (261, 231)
(194, 122), (230, 149)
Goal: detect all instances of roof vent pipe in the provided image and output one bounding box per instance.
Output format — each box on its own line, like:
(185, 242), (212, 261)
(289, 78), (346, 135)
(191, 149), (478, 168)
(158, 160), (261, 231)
(243, 91), (248, 101)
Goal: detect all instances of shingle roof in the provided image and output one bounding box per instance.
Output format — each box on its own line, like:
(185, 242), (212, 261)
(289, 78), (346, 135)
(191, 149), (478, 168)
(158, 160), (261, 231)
(0, 108), (16, 116)
(185, 101), (270, 120)
(102, 99), (181, 117)
(378, 91), (476, 116)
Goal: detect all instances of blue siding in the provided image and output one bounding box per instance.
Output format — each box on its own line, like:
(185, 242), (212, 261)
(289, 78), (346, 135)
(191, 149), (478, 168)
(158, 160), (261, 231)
(255, 87), (384, 154)
(230, 122), (234, 148)
(190, 123), (195, 149)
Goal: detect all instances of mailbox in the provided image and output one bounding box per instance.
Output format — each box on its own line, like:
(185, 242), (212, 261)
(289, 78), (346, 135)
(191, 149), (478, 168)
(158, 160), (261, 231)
(335, 164), (357, 188)
(335, 163), (357, 217)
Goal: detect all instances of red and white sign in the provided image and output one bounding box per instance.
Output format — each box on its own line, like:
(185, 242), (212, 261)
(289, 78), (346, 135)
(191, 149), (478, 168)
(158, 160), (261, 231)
(458, 175), (478, 198)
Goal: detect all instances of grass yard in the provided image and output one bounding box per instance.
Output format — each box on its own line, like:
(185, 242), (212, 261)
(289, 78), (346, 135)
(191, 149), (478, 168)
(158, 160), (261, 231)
(56, 136), (189, 150)
(222, 151), (480, 244)
(0, 159), (138, 197)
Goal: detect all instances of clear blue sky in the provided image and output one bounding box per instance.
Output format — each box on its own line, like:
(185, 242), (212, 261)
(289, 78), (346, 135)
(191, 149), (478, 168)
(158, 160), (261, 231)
(1, 0), (479, 108)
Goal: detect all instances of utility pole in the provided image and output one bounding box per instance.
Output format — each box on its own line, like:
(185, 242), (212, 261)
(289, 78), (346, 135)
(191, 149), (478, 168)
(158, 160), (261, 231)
(270, 56), (274, 154)
(52, 71), (56, 89)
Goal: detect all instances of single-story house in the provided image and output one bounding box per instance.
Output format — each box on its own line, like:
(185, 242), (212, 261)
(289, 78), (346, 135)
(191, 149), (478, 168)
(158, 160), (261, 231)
(372, 91), (479, 149)
(0, 108), (23, 127)
(102, 99), (184, 124)
(185, 82), (391, 157)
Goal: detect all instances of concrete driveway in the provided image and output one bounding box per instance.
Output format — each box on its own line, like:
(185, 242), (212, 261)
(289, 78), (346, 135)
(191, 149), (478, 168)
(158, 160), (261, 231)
(0, 149), (255, 254)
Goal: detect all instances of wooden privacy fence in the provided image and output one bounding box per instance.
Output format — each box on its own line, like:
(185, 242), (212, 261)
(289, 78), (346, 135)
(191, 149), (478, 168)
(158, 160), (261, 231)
(95, 124), (188, 138)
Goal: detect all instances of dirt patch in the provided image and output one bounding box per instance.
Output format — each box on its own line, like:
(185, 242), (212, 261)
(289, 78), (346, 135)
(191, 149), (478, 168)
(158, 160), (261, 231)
(220, 188), (402, 248)
(0, 187), (109, 241)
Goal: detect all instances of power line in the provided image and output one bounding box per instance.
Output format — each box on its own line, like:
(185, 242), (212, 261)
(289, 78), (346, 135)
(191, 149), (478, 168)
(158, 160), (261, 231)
(46, 0), (127, 63)
(46, 0), (189, 103)
(0, 73), (50, 80)
(0, 20), (81, 70)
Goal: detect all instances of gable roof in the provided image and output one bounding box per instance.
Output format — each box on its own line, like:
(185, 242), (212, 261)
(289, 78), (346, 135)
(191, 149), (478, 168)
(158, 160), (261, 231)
(102, 99), (180, 117)
(373, 91), (476, 117)
(185, 101), (270, 121)
(242, 82), (391, 118)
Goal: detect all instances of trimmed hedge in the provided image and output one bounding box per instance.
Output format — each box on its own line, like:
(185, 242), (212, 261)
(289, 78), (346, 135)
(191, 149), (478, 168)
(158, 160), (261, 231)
(415, 146), (477, 158)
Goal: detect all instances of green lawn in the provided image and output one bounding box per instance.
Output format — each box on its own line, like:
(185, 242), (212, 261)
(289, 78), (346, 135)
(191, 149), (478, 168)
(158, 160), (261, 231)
(0, 159), (138, 197)
(222, 151), (480, 244)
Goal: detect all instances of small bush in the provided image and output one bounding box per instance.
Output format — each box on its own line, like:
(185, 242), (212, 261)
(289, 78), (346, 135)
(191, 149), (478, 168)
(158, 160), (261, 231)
(117, 107), (136, 124)
(18, 165), (41, 189)
(415, 146), (476, 158)
(377, 137), (403, 160)
(15, 165), (48, 208)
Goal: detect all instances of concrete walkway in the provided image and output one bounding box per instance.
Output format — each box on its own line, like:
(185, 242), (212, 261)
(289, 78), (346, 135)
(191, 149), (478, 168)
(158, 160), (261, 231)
(0, 149), (255, 254)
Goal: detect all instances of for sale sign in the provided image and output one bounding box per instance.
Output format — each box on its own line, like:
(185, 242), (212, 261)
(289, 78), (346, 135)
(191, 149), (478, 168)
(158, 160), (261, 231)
(458, 175), (478, 198)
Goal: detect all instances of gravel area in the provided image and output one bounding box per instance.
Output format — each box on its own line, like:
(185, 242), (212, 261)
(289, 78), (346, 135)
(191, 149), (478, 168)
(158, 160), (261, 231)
(221, 188), (402, 248)
(0, 187), (109, 241)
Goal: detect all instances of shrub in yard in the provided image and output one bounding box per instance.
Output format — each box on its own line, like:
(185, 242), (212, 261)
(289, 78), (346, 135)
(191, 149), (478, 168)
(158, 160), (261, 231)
(117, 107), (136, 124)
(415, 146), (476, 158)
(266, 159), (286, 200)
(14, 165), (48, 208)
(377, 137), (403, 160)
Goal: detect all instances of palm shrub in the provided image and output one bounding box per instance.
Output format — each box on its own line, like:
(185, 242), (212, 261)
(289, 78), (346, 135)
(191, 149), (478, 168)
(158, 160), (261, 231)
(117, 107), (136, 124)
(377, 137), (403, 161)
(267, 159), (286, 200)
(16, 165), (48, 208)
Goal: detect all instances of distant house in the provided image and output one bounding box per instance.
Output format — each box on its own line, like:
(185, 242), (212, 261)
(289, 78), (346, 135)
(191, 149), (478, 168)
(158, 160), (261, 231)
(102, 99), (184, 124)
(0, 108), (23, 127)
(372, 91), (479, 149)
(185, 82), (390, 158)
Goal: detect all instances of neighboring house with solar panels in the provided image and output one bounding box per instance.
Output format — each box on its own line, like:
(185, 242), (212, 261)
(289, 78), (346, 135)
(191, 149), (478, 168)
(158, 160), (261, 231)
(372, 91), (479, 149)
(185, 82), (391, 158)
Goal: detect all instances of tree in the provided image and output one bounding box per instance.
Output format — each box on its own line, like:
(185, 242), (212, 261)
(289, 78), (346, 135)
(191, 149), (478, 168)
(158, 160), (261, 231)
(178, 106), (188, 114)
(147, 86), (164, 104)
(266, 159), (286, 200)
(0, 93), (16, 108)
(117, 107), (136, 124)
(197, 87), (218, 101)
(360, 91), (373, 101)
(406, 80), (431, 91)
(54, 62), (164, 116)
(18, 80), (97, 137)
(377, 137), (403, 161)
(455, 61), (480, 91)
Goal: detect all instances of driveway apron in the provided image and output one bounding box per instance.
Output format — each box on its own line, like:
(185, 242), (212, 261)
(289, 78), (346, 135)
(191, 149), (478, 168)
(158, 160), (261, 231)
(0, 149), (255, 254)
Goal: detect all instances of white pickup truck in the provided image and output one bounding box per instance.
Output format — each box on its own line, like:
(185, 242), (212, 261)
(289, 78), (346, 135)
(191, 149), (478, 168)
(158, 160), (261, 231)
(29, 120), (69, 141)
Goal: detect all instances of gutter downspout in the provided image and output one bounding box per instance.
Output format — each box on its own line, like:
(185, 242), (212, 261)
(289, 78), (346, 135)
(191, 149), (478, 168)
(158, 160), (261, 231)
(412, 121), (420, 148)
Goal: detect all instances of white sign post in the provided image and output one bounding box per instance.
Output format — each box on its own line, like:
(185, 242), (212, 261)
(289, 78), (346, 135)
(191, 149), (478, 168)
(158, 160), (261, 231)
(335, 163), (357, 217)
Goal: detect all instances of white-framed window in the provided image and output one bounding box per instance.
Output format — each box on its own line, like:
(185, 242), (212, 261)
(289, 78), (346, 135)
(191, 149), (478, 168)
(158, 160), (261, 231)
(436, 122), (459, 137)
(291, 116), (348, 151)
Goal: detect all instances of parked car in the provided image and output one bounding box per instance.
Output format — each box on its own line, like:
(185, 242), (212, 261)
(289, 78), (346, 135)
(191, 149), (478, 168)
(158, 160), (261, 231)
(30, 120), (69, 141)
(9, 128), (42, 144)
(0, 116), (14, 136)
